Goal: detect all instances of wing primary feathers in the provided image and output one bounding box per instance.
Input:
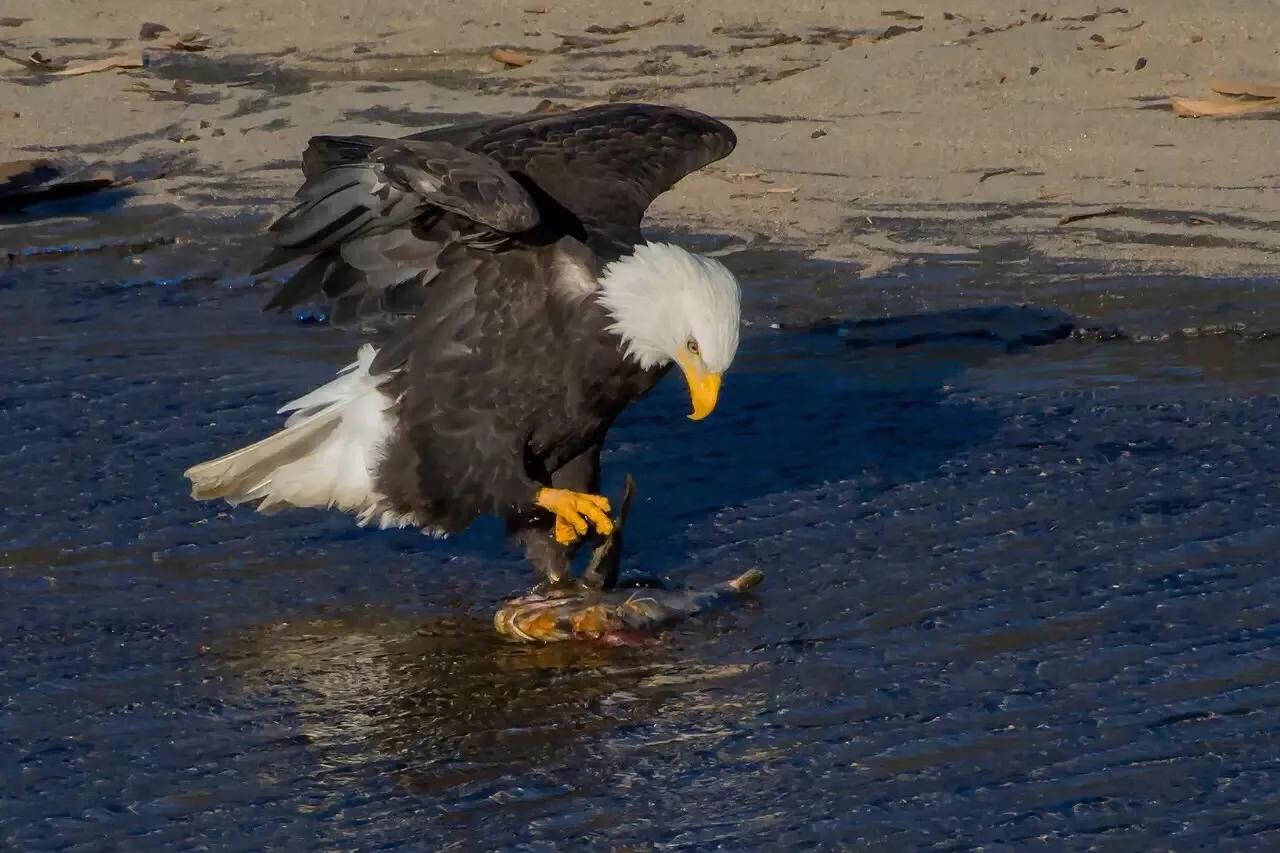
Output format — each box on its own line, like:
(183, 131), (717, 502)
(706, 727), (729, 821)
(302, 134), (383, 176)
(252, 136), (543, 322)
(263, 251), (336, 312)
(253, 105), (736, 334)
(409, 103), (737, 241)
(284, 204), (370, 251)
(268, 175), (362, 233)
(262, 249), (376, 314)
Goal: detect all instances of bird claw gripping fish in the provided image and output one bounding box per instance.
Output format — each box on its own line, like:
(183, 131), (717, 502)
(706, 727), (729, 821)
(494, 476), (763, 645)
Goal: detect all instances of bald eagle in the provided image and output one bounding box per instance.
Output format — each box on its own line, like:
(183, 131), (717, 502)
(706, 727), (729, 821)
(184, 103), (741, 585)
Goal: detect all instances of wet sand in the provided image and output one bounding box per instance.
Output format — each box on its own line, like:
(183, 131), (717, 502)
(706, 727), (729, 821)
(4, 0), (1280, 277)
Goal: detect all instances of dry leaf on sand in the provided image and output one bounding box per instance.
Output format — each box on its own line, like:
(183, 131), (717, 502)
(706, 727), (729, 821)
(51, 54), (144, 77)
(1171, 96), (1279, 118)
(490, 47), (533, 67)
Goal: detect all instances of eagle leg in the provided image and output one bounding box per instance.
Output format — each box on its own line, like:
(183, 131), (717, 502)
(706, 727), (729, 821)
(513, 524), (574, 586)
(521, 476), (635, 594)
(509, 445), (604, 586)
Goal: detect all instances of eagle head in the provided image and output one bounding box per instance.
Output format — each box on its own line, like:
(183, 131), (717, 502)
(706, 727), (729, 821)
(598, 242), (742, 421)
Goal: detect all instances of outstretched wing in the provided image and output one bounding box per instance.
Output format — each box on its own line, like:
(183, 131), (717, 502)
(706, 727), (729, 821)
(256, 137), (539, 323)
(255, 104), (735, 333)
(409, 103), (737, 244)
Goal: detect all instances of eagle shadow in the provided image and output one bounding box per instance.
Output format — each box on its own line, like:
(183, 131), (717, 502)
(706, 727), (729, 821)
(596, 304), (1076, 570)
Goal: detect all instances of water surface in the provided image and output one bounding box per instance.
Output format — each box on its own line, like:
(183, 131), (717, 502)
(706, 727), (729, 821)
(2, 204), (1279, 849)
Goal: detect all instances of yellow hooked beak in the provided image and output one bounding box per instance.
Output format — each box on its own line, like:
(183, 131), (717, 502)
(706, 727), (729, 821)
(676, 347), (723, 421)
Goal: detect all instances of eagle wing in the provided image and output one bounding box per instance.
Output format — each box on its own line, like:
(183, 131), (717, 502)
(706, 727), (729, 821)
(408, 103), (738, 245)
(255, 104), (735, 357)
(255, 136), (539, 326)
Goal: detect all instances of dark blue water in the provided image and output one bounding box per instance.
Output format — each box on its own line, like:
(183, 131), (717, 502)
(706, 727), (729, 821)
(3, 203), (1280, 850)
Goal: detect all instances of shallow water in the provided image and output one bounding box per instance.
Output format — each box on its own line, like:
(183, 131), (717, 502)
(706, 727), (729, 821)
(2, 201), (1279, 850)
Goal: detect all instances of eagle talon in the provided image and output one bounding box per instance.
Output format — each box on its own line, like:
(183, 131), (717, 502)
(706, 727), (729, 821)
(535, 488), (613, 545)
(554, 516), (581, 546)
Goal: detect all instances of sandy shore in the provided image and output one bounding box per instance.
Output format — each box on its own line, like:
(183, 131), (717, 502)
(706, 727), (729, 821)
(3, 1), (1280, 277)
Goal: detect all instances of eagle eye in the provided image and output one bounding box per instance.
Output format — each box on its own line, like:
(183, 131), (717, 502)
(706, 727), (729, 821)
(686, 338), (700, 356)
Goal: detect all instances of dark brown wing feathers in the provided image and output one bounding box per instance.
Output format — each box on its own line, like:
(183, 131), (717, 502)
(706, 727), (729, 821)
(409, 103), (737, 242)
(257, 138), (539, 270)
(257, 104), (735, 321)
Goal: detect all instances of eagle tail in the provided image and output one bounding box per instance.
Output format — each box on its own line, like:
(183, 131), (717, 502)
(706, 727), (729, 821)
(184, 345), (413, 527)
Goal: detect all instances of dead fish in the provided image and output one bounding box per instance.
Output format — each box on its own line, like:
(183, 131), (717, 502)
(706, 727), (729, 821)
(494, 568), (763, 645)
(494, 474), (762, 644)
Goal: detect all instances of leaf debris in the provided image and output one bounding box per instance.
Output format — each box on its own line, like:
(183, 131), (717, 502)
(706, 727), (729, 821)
(51, 53), (145, 77)
(490, 47), (533, 67)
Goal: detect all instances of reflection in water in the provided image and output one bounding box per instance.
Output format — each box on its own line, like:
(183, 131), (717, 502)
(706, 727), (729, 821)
(222, 613), (757, 810)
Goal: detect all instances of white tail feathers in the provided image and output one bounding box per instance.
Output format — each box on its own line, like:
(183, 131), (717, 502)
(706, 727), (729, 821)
(184, 345), (417, 529)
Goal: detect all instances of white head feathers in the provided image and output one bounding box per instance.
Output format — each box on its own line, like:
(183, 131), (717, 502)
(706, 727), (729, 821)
(596, 242), (742, 373)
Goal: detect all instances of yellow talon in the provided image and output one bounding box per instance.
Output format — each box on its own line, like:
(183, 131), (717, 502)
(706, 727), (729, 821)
(554, 516), (579, 545)
(535, 488), (613, 545)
